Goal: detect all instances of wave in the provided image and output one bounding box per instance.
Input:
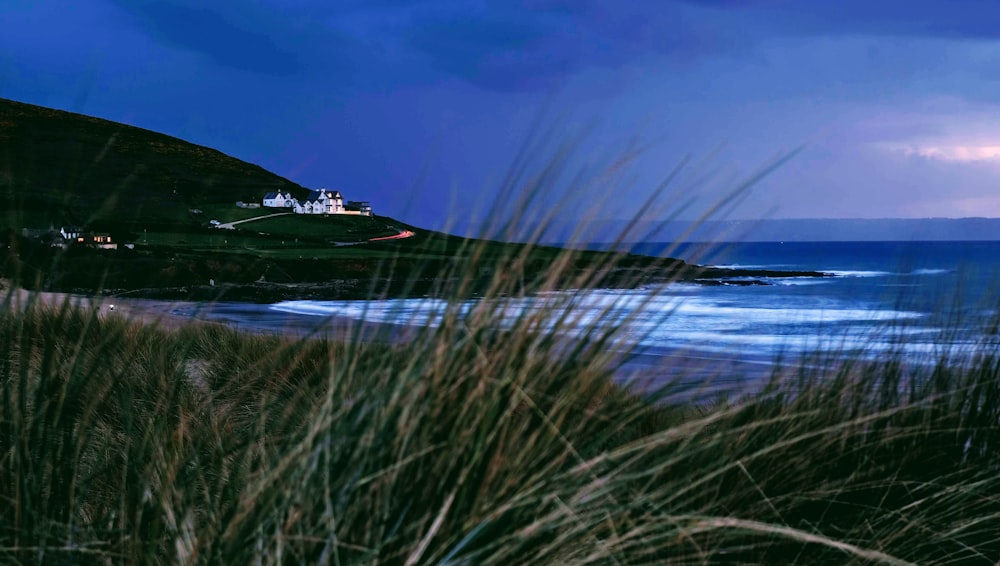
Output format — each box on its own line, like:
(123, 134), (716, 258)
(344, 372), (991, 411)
(771, 278), (830, 286)
(827, 270), (893, 278)
(271, 290), (928, 352)
(711, 268), (951, 279)
(715, 263), (787, 270)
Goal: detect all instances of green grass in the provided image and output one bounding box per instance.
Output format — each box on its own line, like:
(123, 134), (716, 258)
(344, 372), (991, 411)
(0, 97), (305, 227)
(196, 204), (274, 223)
(139, 230), (264, 249)
(131, 213), (406, 257)
(235, 213), (399, 241)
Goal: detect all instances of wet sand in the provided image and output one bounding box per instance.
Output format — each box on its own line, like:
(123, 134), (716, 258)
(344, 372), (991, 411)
(6, 288), (197, 330)
(165, 300), (420, 344)
(5, 288), (418, 343)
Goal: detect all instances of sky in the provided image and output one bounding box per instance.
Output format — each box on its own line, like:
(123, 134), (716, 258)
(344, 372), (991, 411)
(4, 0), (1000, 232)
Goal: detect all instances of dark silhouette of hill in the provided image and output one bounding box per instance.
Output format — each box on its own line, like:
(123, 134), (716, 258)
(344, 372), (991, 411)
(0, 97), (307, 227)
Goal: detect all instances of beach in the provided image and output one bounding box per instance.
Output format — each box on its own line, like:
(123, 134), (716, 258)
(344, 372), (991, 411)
(2, 286), (778, 397)
(6, 287), (197, 330)
(5, 286), (419, 345)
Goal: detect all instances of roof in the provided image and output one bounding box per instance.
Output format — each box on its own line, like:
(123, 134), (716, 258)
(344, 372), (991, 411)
(263, 191), (279, 199)
(313, 188), (342, 199)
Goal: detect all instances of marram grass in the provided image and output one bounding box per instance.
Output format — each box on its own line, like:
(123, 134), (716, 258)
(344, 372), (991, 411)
(2, 241), (1000, 565)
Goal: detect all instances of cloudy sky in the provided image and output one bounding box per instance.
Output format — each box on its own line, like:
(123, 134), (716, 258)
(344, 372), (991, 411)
(4, 0), (1000, 230)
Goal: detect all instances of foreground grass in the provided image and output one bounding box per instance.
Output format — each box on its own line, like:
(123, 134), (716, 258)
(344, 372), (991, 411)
(2, 287), (1000, 564)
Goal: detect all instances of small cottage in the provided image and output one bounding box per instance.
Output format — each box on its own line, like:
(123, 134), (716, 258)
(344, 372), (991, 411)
(88, 233), (117, 250)
(262, 191), (294, 208)
(345, 201), (373, 216)
(60, 226), (85, 240)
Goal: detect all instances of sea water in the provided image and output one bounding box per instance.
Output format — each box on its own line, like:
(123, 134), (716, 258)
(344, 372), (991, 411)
(259, 241), (1000, 372)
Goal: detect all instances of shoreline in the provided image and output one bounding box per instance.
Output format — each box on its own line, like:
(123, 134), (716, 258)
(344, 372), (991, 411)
(5, 286), (419, 344)
(89, 264), (834, 305)
(6, 287), (210, 332)
(4, 286), (785, 395)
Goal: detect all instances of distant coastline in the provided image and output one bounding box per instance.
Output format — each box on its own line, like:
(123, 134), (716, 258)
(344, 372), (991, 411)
(540, 217), (1000, 243)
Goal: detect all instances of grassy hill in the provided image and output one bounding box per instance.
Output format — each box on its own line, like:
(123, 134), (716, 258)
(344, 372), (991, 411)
(0, 98), (444, 293)
(0, 97), (316, 228)
(0, 97), (427, 253)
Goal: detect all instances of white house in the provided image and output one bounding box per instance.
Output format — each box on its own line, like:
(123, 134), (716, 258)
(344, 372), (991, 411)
(60, 226), (84, 240)
(262, 191), (294, 208)
(293, 200), (315, 214)
(328, 190), (344, 213)
(260, 186), (371, 216)
(52, 226), (118, 249)
(293, 189), (345, 215)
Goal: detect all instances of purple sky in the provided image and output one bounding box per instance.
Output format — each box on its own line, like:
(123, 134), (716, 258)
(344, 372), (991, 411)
(4, 0), (1000, 230)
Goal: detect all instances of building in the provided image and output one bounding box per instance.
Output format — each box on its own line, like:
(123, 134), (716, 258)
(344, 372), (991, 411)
(262, 191), (294, 208)
(87, 233), (117, 250)
(344, 201), (373, 216)
(23, 227), (120, 249)
(261, 187), (372, 216)
(293, 189), (345, 215)
(60, 226), (85, 240)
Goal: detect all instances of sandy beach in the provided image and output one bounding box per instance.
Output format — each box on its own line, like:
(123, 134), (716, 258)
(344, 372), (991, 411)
(4, 284), (419, 344)
(6, 287), (199, 329)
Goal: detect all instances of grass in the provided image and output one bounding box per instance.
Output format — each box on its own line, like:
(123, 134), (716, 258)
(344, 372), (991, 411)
(3, 230), (1000, 564)
(195, 204), (274, 223)
(235, 214), (399, 241)
(132, 214), (403, 259)
(0, 97), (304, 227)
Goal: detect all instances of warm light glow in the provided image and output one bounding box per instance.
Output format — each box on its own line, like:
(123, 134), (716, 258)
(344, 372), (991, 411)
(890, 144), (1000, 162)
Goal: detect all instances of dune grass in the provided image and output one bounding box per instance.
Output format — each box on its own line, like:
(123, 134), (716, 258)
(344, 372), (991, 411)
(3, 230), (1000, 565)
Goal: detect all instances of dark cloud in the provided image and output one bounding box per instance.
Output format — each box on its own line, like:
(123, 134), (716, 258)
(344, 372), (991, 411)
(104, 0), (732, 91)
(110, 0), (301, 75)
(396, 1), (724, 90)
(407, 17), (548, 57)
(403, 15), (571, 89)
(679, 0), (1000, 39)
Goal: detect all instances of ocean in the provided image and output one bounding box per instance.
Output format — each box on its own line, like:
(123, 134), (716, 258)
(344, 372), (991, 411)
(623, 241), (1000, 364)
(195, 241), (1000, 384)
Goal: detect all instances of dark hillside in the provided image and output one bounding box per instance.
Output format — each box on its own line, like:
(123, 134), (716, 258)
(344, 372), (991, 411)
(0, 97), (307, 227)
